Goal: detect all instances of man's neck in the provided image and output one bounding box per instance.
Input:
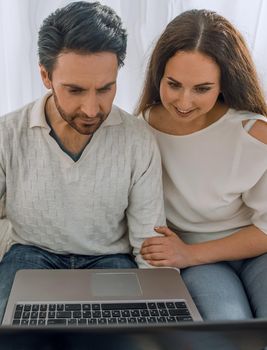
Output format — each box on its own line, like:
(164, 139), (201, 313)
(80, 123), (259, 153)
(45, 95), (92, 155)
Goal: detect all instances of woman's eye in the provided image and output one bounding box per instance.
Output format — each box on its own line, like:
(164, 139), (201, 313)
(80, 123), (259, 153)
(168, 82), (180, 89)
(195, 87), (211, 93)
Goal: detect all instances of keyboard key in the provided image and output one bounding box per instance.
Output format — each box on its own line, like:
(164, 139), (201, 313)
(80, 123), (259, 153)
(31, 312), (39, 319)
(14, 311), (22, 319)
(21, 320), (29, 325)
(57, 304), (64, 311)
(147, 303), (157, 309)
(131, 310), (140, 317)
(73, 312), (82, 318)
(159, 309), (169, 316)
(83, 311), (92, 318)
(157, 303), (166, 309)
(15, 304), (24, 312)
(38, 319), (46, 325)
(32, 305), (40, 312)
(137, 317), (147, 324)
(147, 317), (157, 324)
(22, 311), (30, 319)
(128, 317), (137, 324)
(68, 319), (78, 325)
(175, 302), (187, 308)
(108, 318), (117, 324)
(140, 310), (149, 317)
(118, 318), (127, 324)
(47, 319), (67, 325)
(49, 304), (56, 311)
(29, 319), (38, 326)
(12, 320), (20, 325)
(40, 305), (48, 311)
(48, 312), (56, 319)
(78, 319), (87, 325)
(102, 311), (111, 317)
(88, 319), (97, 324)
(166, 302), (175, 309)
(24, 305), (31, 311)
(65, 304), (81, 311)
(150, 310), (159, 317)
(102, 303), (147, 310)
(83, 304), (91, 311)
(157, 316), (167, 323)
(169, 308), (190, 316)
(56, 311), (72, 318)
(92, 304), (101, 310)
(98, 318), (107, 325)
(112, 310), (121, 317)
(177, 316), (193, 322)
(121, 310), (130, 317)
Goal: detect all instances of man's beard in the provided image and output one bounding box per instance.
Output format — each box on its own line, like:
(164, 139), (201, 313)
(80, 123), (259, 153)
(52, 88), (107, 136)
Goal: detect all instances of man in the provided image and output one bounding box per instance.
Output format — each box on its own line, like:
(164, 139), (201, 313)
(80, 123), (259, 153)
(0, 1), (165, 322)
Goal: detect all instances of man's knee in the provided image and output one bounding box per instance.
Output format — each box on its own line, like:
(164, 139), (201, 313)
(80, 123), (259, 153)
(93, 254), (137, 269)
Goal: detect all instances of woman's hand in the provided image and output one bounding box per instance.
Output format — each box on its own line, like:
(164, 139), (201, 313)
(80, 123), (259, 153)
(141, 226), (195, 268)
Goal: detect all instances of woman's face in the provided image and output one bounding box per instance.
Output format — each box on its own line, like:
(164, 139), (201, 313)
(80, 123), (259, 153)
(159, 50), (221, 124)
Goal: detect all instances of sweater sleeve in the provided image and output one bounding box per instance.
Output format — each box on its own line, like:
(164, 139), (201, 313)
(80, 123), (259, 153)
(0, 126), (13, 261)
(0, 150), (12, 261)
(0, 131), (6, 199)
(242, 169), (267, 234)
(126, 128), (166, 268)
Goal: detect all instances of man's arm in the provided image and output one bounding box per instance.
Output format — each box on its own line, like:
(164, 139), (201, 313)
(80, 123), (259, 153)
(126, 125), (166, 268)
(0, 140), (12, 262)
(0, 195), (13, 261)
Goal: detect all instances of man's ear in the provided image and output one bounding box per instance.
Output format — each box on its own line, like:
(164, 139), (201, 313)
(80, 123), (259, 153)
(40, 64), (52, 89)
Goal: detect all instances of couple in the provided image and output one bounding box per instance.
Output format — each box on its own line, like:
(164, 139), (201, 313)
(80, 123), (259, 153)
(1, 1), (267, 322)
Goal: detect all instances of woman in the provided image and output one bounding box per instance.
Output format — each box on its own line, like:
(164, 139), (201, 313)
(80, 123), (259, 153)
(136, 9), (267, 320)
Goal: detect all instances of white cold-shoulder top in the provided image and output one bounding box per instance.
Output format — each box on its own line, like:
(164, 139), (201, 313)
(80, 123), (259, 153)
(141, 108), (267, 243)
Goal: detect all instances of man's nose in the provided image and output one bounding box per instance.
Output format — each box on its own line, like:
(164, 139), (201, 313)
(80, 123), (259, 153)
(81, 93), (100, 117)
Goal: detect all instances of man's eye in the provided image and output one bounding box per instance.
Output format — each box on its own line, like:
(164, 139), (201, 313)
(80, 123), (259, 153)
(98, 87), (112, 93)
(69, 90), (81, 94)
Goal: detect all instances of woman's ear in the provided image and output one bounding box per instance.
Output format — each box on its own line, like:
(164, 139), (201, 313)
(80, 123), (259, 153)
(39, 64), (52, 89)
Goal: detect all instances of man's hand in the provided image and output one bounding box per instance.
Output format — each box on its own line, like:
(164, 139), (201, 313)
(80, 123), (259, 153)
(141, 226), (194, 268)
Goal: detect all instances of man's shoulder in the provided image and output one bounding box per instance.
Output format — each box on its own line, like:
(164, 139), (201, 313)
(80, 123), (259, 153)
(111, 105), (153, 138)
(0, 100), (36, 129)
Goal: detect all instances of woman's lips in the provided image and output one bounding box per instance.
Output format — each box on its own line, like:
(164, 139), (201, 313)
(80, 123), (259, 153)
(174, 106), (195, 117)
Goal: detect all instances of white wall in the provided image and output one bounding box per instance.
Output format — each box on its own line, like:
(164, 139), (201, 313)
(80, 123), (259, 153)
(0, 0), (267, 115)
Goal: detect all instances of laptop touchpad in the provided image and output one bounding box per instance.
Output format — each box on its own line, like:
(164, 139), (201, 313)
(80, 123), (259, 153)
(91, 272), (142, 297)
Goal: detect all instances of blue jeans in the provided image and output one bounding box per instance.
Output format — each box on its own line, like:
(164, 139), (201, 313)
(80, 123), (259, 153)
(0, 244), (137, 323)
(181, 253), (267, 320)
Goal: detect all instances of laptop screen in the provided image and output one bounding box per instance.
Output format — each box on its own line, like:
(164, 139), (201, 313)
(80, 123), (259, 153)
(0, 320), (267, 350)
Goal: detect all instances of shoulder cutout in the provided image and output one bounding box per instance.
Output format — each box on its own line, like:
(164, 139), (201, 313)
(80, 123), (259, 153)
(243, 119), (267, 145)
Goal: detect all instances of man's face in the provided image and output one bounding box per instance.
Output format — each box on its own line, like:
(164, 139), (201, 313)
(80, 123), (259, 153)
(41, 51), (118, 135)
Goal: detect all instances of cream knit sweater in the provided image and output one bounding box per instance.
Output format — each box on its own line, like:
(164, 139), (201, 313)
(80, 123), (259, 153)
(0, 94), (166, 266)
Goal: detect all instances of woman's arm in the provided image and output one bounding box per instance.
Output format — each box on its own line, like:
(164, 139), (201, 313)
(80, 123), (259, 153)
(141, 225), (267, 268)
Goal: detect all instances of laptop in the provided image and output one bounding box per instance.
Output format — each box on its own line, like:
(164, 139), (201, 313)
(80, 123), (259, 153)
(0, 320), (267, 350)
(2, 268), (202, 326)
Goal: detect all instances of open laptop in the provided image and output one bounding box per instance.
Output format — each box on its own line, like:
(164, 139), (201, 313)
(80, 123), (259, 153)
(2, 268), (202, 326)
(1, 320), (267, 350)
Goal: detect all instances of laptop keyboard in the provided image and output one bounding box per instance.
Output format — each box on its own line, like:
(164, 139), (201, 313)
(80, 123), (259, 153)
(11, 301), (193, 326)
